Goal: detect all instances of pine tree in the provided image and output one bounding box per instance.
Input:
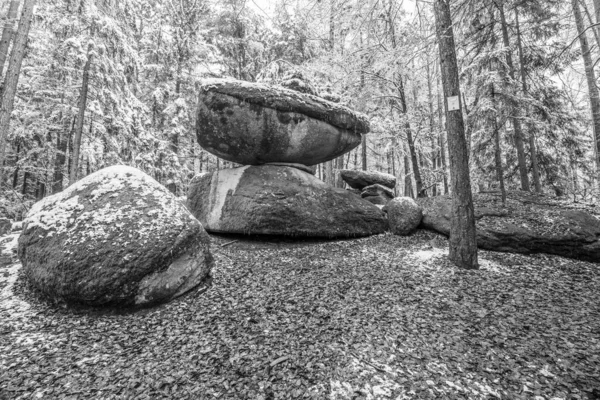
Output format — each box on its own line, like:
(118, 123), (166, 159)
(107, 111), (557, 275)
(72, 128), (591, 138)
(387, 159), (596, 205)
(434, 0), (478, 269)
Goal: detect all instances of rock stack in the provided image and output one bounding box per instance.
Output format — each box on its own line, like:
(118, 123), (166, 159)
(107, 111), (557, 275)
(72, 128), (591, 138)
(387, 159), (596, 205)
(187, 79), (387, 238)
(340, 169), (397, 206)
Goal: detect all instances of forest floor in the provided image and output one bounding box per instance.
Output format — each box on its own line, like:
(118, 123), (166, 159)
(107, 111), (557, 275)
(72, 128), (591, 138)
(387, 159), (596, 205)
(1, 230), (599, 400)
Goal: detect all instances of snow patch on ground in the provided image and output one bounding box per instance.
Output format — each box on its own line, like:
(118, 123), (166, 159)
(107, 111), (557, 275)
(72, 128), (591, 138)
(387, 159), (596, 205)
(0, 263), (31, 318)
(479, 258), (510, 273)
(408, 247), (448, 262)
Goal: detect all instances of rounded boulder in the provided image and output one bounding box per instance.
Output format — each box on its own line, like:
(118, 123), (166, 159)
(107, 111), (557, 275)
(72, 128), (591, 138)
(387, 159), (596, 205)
(385, 197), (423, 236)
(18, 166), (213, 307)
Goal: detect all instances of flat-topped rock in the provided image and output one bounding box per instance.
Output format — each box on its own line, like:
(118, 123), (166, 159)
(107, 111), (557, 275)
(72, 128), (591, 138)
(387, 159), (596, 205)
(341, 170), (397, 190)
(187, 165), (387, 238)
(196, 79), (367, 165)
(200, 79), (369, 133)
(18, 166), (213, 307)
(418, 192), (600, 263)
(361, 184), (394, 199)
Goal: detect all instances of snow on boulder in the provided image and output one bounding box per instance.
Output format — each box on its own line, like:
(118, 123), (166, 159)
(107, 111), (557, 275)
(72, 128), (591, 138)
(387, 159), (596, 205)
(18, 165), (213, 307)
(340, 170), (396, 190)
(384, 197), (423, 236)
(187, 165), (388, 238)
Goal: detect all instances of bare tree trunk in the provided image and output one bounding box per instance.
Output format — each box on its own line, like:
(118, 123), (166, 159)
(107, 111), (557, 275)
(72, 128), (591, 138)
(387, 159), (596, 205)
(498, 0), (530, 191)
(515, 7), (542, 193)
(491, 83), (506, 206)
(0, 0), (35, 189)
(426, 58), (438, 196)
(594, 0), (600, 41)
(434, 0), (478, 269)
(572, 0), (600, 187)
(397, 74), (424, 197)
(69, 43), (94, 185)
(403, 153), (414, 198)
(0, 0), (20, 85)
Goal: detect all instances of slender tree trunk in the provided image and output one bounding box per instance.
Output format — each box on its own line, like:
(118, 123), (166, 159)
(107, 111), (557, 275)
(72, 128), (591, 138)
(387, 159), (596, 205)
(53, 128), (68, 193)
(427, 58), (438, 196)
(403, 153), (414, 198)
(397, 74), (424, 197)
(594, 0), (600, 42)
(69, 42), (94, 185)
(0, 0), (35, 189)
(498, 0), (530, 191)
(11, 140), (19, 188)
(0, 0), (20, 85)
(434, 0), (478, 269)
(491, 83), (507, 206)
(572, 0), (600, 188)
(515, 8), (542, 193)
(580, 0), (600, 50)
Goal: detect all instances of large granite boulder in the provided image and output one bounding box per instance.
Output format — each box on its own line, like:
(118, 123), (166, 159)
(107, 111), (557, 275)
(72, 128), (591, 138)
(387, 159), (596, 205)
(341, 170), (396, 190)
(418, 192), (600, 262)
(385, 197), (423, 236)
(187, 165), (387, 238)
(196, 79), (369, 166)
(18, 166), (213, 307)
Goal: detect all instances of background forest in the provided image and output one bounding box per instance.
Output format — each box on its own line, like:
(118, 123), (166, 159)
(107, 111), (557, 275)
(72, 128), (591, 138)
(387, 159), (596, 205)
(0, 0), (597, 218)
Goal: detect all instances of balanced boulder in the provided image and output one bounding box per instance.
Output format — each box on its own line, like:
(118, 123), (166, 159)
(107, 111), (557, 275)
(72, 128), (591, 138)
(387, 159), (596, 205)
(18, 166), (213, 307)
(341, 170), (396, 190)
(187, 165), (387, 238)
(196, 79), (368, 165)
(385, 197), (423, 236)
(418, 192), (600, 262)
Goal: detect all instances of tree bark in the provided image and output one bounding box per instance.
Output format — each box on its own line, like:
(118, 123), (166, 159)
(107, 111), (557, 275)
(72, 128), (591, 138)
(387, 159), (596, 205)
(572, 0), (600, 186)
(397, 74), (425, 197)
(594, 0), (600, 41)
(69, 42), (94, 185)
(434, 0), (478, 269)
(0, 0), (35, 189)
(515, 7), (542, 193)
(491, 83), (507, 206)
(498, 0), (530, 191)
(403, 153), (414, 198)
(0, 0), (20, 86)
(437, 68), (449, 194)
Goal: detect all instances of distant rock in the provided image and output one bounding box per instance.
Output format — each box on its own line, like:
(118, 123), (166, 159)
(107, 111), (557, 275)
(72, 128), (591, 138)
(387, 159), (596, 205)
(196, 79), (368, 165)
(18, 166), (213, 307)
(385, 197), (423, 236)
(0, 218), (11, 236)
(187, 165), (387, 238)
(340, 170), (396, 190)
(363, 196), (389, 206)
(418, 192), (600, 262)
(361, 184), (394, 200)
